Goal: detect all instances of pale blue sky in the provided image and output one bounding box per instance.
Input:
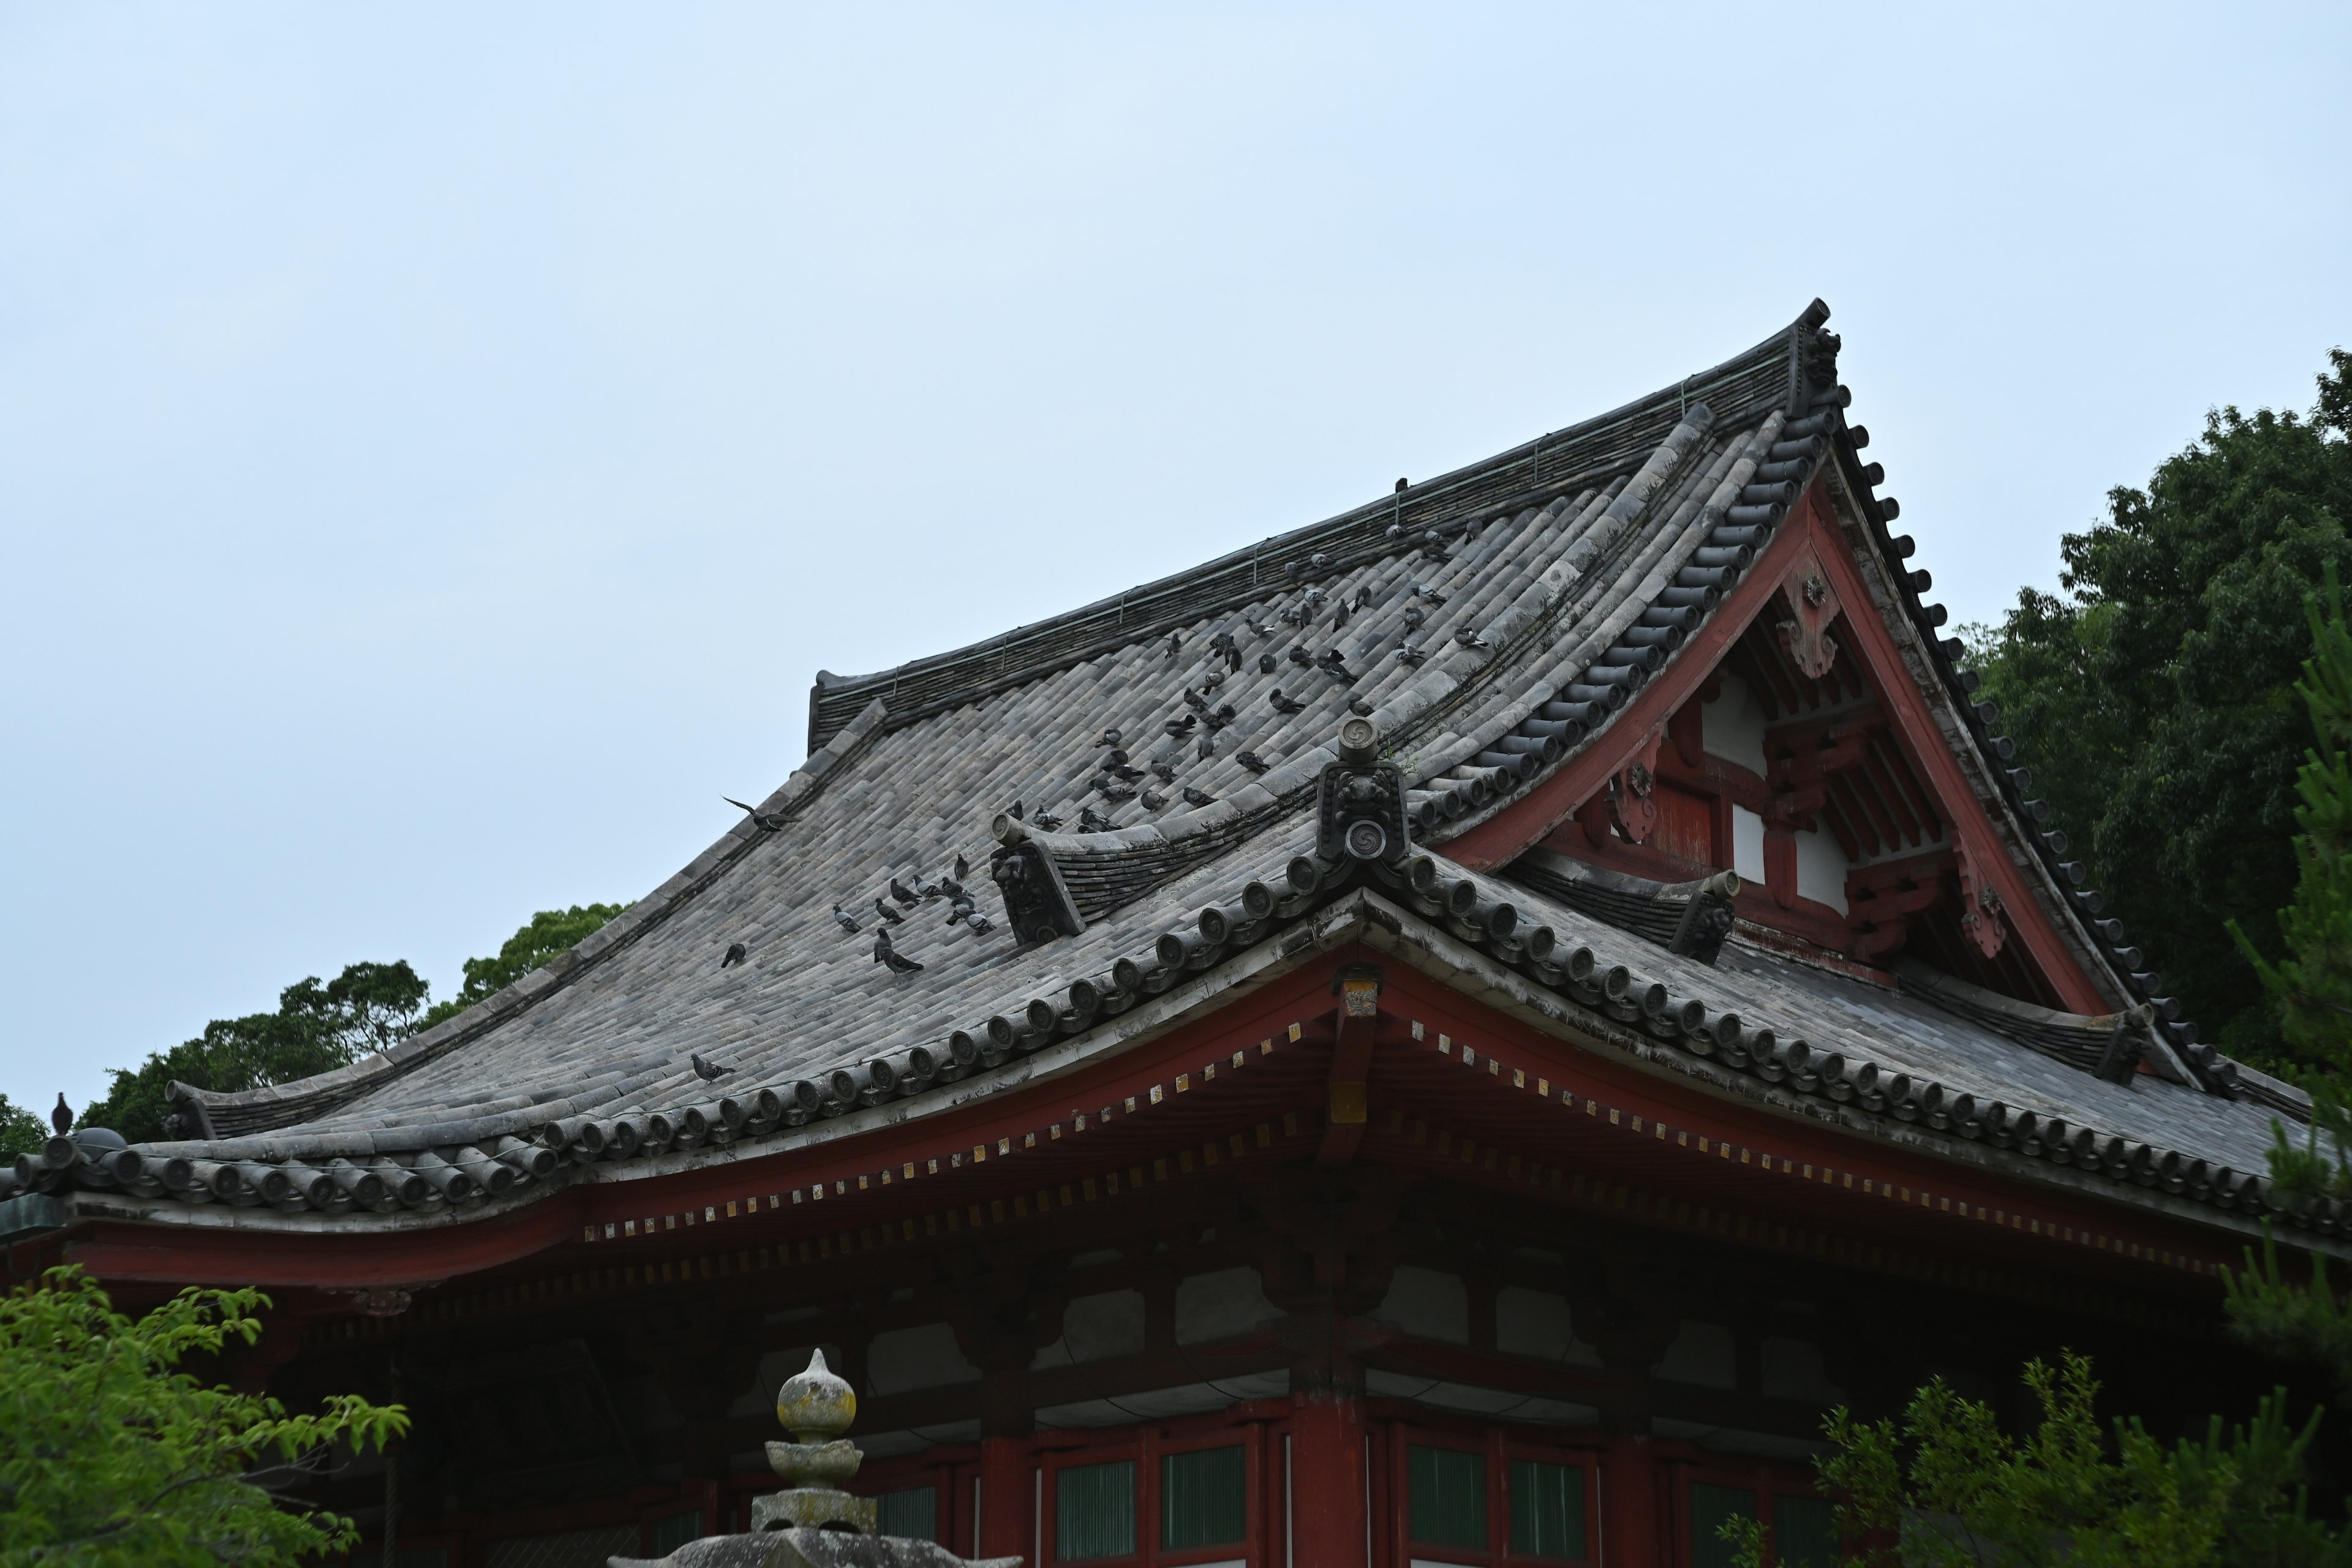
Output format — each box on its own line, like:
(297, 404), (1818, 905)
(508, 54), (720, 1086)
(3, 4), (2346, 1117)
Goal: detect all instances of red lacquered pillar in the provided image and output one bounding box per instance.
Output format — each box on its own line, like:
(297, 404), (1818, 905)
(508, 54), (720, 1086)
(1599, 1436), (1660, 1567)
(979, 1434), (1033, 1564)
(1290, 1390), (1369, 1568)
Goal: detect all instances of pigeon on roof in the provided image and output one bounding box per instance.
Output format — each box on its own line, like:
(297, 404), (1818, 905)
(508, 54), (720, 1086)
(889, 877), (922, 907)
(51, 1095), (70, 1135)
(872, 897), (903, 925)
(722, 942), (747, 968)
(1268, 689), (1306, 714)
(1257, 652), (1278, 674)
(832, 903), (861, 933)
(690, 1052), (734, 1080)
(1142, 788), (1169, 810)
(1196, 733), (1217, 760)
(1182, 786), (1216, 807)
(1353, 584), (1374, 609)
(1164, 714), (1197, 737)
(1078, 807), (1113, 833)
(724, 796), (788, 832)
(1031, 810), (1062, 831)
(1149, 759), (1176, 783)
(1396, 646), (1428, 666)
(954, 853), (970, 880)
(873, 929), (924, 973)
(1237, 751), (1270, 774)
(1349, 697), (1375, 717)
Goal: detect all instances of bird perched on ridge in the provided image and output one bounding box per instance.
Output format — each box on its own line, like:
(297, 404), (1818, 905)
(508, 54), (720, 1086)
(1196, 733), (1217, 760)
(1099, 783), (1137, 804)
(1395, 646), (1428, 666)
(889, 876), (922, 907)
(1182, 786), (1216, 807)
(966, 911), (995, 935)
(724, 796), (788, 832)
(1141, 787), (1169, 811)
(1332, 600), (1352, 631)
(1237, 750), (1270, 774)
(722, 941), (747, 968)
(1453, 627), (1492, 652)
(1166, 631), (1183, 658)
(1317, 649), (1355, 682)
(1109, 761), (1145, 781)
(1353, 584), (1374, 610)
(1280, 601), (1310, 627)
(1268, 688), (1306, 714)
(51, 1095), (71, 1135)
(832, 903), (861, 933)
(1245, 617), (1273, 638)
(1412, 582), (1447, 605)
(1402, 605), (1425, 632)
(1149, 758), (1177, 783)
(690, 1051), (735, 1080)
(1257, 652), (1278, 674)
(1202, 668), (1226, 691)
(1164, 713), (1197, 737)
(873, 928), (925, 974)
(947, 893), (978, 925)
(1032, 810), (1063, 831)
(873, 896), (904, 925)
(1349, 697), (1376, 717)
(1205, 701), (1238, 731)
(1079, 806), (1113, 832)
(1009, 800), (1025, 821)
(1182, 688), (1210, 712)
(1099, 727), (1122, 747)
(954, 853), (970, 880)
(1287, 644), (1313, 667)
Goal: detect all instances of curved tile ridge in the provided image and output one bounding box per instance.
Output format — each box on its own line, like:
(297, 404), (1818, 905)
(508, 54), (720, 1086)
(30, 802), (2332, 1252)
(168, 698), (897, 1140)
(1368, 852), (2341, 1244)
(1399, 407), (1794, 835)
(807, 314), (1811, 749)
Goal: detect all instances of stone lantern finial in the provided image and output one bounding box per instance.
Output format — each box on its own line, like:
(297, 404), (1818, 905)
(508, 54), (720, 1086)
(750, 1348), (878, 1535)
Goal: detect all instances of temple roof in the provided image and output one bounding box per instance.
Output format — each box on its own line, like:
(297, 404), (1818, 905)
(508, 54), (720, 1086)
(12, 301), (2327, 1255)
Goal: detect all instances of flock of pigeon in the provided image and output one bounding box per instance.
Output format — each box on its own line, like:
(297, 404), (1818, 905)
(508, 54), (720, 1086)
(710, 532), (1463, 986)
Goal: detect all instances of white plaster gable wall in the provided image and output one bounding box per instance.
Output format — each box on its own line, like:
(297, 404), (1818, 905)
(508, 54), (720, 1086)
(868, 1324), (981, 1393)
(1793, 826), (1850, 913)
(1760, 1338), (1845, 1403)
(1731, 806), (1767, 882)
(1702, 674), (1770, 774)
(1175, 1266), (1283, 1345)
(1494, 1286), (1604, 1366)
(1652, 1321), (1737, 1389)
(1371, 1265), (1469, 1344)
(1031, 1288), (1147, 1367)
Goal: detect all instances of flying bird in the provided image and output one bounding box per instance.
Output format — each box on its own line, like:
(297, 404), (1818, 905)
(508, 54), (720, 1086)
(1268, 688), (1306, 715)
(890, 877), (922, 907)
(873, 897), (904, 925)
(724, 796), (788, 832)
(722, 941), (747, 968)
(690, 1052), (736, 1080)
(873, 929), (925, 974)
(832, 903), (862, 933)
(1182, 786), (1217, 807)
(1237, 751), (1270, 774)
(1141, 788), (1169, 810)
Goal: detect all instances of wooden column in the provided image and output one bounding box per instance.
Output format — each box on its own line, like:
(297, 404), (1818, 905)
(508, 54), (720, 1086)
(978, 1434), (1033, 1565)
(1598, 1436), (1660, 1568)
(1289, 1390), (1368, 1568)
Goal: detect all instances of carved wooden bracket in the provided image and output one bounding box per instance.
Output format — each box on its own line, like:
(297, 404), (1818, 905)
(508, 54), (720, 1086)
(1773, 546), (1843, 679)
(1953, 838), (2010, 959)
(1605, 728), (1665, 845)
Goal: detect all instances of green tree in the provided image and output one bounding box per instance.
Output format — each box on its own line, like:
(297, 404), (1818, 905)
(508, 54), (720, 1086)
(1967, 350), (2352, 1072)
(78, 960), (432, 1145)
(416, 902), (629, 1030)
(0, 1092), (47, 1162)
(1721, 1352), (2346, 1568)
(0, 1265), (405, 1567)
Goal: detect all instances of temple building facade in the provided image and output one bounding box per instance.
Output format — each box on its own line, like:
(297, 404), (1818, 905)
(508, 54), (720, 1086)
(4, 301), (2336, 1568)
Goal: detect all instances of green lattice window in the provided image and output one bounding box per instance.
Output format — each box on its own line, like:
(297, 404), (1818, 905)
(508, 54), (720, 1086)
(1408, 1444), (1488, 1550)
(1507, 1459), (1585, 1559)
(1161, 1445), (1246, 1549)
(1687, 1484), (1757, 1568)
(1057, 1458), (1137, 1561)
(1771, 1496), (1839, 1568)
(877, 1486), (939, 1543)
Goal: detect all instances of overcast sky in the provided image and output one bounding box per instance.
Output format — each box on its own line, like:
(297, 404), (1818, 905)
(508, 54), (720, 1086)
(2, 4), (2346, 1118)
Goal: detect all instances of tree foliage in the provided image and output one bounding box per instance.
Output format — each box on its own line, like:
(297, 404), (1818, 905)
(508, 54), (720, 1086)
(415, 902), (629, 1030)
(1967, 350), (2352, 1072)
(0, 1266), (405, 1568)
(1722, 1352), (2347, 1568)
(77, 962), (432, 1145)
(0, 1092), (47, 1163)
